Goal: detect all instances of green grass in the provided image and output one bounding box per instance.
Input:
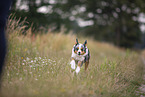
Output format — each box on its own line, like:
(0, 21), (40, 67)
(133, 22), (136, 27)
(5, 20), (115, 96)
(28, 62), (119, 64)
(0, 17), (144, 97)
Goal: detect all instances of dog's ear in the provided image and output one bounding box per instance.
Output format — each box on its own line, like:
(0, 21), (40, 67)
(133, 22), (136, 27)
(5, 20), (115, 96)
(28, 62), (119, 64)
(84, 40), (87, 46)
(75, 39), (79, 45)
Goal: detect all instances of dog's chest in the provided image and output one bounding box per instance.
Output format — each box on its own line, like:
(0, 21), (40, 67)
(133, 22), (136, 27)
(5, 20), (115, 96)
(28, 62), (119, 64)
(72, 53), (85, 61)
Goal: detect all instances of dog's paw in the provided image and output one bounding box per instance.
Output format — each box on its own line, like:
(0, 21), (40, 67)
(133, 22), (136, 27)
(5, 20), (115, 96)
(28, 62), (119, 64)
(70, 60), (75, 70)
(75, 66), (80, 74)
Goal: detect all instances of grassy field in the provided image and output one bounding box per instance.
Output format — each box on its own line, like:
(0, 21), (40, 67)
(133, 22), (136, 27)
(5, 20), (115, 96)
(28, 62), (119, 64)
(0, 17), (144, 97)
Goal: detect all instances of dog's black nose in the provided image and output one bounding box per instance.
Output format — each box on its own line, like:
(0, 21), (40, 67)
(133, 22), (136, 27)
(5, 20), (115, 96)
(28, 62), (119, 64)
(78, 52), (81, 55)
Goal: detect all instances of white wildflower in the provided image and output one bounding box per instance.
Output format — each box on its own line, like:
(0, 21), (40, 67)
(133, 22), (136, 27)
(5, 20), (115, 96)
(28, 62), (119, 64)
(35, 57), (38, 60)
(20, 77), (22, 80)
(29, 72), (32, 74)
(26, 57), (29, 61)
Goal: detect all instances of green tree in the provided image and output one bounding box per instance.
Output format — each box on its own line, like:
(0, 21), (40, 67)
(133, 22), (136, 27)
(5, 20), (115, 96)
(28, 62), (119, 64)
(11, 0), (145, 48)
(80, 0), (145, 48)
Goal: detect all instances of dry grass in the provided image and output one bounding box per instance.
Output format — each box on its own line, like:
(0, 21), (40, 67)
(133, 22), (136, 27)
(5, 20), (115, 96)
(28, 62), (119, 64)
(0, 16), (144, 97)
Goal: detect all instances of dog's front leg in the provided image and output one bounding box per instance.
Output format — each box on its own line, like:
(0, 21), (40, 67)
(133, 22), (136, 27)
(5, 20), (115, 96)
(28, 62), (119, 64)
(70, 58), (76, 70)
(75, 61), (82, 74)
(85, 61), (89, 71)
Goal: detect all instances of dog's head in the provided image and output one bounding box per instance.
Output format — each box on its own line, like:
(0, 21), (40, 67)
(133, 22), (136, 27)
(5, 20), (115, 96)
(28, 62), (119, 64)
(74, 39), (87, 56)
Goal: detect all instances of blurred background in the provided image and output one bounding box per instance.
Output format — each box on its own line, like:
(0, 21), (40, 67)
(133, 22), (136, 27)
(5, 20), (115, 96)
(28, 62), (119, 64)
(10, 0), (145, 48)
(1, 1), (145, 96)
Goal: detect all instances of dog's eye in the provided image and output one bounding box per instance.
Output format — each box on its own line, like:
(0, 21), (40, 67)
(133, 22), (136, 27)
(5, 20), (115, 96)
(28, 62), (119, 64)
(81, 48), (83, 51)
(76, 47), (79, 50)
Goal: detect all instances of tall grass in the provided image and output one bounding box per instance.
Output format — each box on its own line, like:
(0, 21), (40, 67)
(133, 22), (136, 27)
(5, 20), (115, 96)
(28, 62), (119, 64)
(0, 16), (144, 97)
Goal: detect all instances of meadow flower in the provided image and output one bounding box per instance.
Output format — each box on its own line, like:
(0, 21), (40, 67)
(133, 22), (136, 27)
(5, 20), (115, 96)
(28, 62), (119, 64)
(91, 76), (93, 79)
(29, 72), (32, 74)
(20, 77), (22, 80)
(35, 57), (38, 60)
(34, 60), (36, 63)
(26, 57), (29, 61)
(22, 63), (25, 65)
(39, 57), (41, 59)
(35, 78), (38, 81)
(30, 60), (33, 62)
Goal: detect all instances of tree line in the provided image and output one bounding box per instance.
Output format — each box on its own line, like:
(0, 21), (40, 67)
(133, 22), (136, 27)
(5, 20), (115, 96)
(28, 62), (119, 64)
(11, 0), (145, 48)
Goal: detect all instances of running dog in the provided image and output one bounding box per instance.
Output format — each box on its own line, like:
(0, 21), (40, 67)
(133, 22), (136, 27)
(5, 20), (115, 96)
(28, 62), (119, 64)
(70, 39), (90, 74)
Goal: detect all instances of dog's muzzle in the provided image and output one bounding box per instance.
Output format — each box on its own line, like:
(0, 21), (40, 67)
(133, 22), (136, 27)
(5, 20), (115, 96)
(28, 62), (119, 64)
(78, 52), (81, 55)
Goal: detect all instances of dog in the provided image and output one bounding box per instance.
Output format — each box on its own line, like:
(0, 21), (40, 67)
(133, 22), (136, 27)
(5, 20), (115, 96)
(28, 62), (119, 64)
(70, 39), (90, 74)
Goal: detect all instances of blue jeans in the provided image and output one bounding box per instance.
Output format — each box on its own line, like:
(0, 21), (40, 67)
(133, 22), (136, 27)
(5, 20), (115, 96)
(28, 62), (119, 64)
(0, 0), (12, 78)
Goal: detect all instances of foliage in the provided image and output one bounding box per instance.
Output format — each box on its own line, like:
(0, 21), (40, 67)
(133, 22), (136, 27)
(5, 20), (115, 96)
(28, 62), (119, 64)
(11, 0), (145, 48)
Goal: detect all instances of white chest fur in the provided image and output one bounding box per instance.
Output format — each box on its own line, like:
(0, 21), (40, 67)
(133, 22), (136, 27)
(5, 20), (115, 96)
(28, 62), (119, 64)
(71, 52), (85, 62)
